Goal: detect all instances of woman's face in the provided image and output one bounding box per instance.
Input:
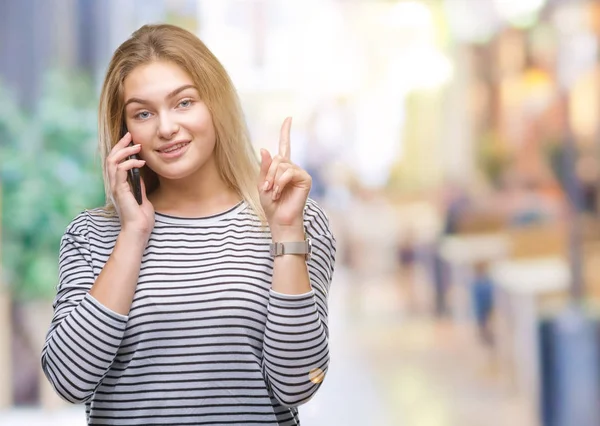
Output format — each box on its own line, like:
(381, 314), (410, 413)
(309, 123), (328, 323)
(122, 60), (216, 182)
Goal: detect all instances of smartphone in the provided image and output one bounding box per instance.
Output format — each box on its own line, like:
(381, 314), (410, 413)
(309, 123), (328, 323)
(121, 123), (143, 205)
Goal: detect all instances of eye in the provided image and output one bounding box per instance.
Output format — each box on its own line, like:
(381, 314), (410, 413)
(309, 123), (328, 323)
(178, 99), (193, 108)
(135, 111), (151, 120)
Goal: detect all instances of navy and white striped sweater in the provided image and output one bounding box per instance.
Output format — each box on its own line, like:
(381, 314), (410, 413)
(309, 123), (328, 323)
(41, 199), (336, 425)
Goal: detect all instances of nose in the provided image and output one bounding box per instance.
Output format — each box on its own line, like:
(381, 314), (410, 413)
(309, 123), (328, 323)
(156, 113), (179, 139)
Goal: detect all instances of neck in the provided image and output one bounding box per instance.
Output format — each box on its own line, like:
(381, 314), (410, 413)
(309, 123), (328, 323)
(149, 161), (241, 218)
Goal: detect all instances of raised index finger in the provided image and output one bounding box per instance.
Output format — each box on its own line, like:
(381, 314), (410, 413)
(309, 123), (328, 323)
(278, 117), (292, 160)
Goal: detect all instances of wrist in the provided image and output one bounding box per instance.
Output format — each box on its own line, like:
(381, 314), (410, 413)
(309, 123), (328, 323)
(269, 223), (305, 242)
(119, 228), (151, 249)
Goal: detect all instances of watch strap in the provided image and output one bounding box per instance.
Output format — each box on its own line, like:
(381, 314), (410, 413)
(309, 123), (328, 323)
(270, 239), (312, 260)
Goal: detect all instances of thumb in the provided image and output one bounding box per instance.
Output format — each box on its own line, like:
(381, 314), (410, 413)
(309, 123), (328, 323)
(259, 149), (272, 185)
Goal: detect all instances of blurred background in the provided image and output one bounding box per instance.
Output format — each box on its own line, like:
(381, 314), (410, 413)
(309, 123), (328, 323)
(2, 0), (600, 425)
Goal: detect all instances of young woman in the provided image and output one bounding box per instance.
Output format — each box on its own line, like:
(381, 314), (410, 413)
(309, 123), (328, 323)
(41, 24), (336, 425)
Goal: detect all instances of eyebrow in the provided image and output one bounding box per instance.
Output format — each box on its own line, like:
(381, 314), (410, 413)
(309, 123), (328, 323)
(124, 84), (197, 108)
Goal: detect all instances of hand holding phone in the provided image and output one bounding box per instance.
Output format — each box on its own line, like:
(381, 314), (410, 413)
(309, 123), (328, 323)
(122, 123), (143, 205)
(108, 123), (154, 238)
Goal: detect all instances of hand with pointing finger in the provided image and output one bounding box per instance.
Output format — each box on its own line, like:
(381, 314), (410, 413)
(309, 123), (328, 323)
(259, 117), (312, 236)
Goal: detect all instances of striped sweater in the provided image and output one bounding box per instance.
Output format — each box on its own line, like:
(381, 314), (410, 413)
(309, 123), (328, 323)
(41, 199), (336, 425)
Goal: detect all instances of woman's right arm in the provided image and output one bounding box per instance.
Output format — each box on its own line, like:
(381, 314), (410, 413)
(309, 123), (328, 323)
(41, 219), (147, 403)
(89, 229), (148, 315)
(41, 131), (154, 403)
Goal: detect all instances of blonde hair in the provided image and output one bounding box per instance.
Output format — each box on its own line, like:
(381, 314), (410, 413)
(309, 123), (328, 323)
(97, 24), (265, 223)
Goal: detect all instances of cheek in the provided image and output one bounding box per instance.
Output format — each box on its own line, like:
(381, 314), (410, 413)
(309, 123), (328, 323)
(131, 128), (156, 154)
(188, 105), (215, 137)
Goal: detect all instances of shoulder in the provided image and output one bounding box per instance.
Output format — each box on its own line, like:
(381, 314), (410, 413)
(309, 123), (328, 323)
(63, 208), (120, 238)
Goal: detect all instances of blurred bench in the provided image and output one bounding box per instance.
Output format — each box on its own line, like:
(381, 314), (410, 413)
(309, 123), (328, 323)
(439, 218), (572, 421)
(490, 224), (570, 425)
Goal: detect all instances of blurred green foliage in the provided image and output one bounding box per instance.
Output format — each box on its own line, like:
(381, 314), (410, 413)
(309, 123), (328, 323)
(1, 70), (106, 300)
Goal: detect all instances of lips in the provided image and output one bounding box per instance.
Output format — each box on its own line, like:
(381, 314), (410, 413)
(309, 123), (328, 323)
(155, 140), (191, 160)
(157, 141), (190, 153)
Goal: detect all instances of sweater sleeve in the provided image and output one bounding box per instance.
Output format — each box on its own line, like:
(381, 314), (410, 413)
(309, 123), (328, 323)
(41, 213), (128, 404)
(262, 199), (336, 407)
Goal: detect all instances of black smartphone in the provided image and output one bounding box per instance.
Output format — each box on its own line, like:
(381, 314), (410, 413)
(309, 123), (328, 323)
(121, 123), (143, 205)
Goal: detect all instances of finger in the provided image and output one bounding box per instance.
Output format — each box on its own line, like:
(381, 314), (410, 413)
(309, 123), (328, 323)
(274, 166), (310, 201)
(264, 155), (284, 192)
(271, 162), (293, 196)
(259, 149), (272, 190)
(108, 142), (141, 163)
(114, 158), (146, 192)
(116, 158), (146, 173)
(272, 167), (296, 201)
(273, 163), (298, 200)
(278, 117), (292, 161)
(107, 144), (142, 186)
(113, 131), (133, 151)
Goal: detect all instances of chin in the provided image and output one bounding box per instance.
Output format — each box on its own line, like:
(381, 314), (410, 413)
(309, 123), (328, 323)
(150, 158), (209, 181)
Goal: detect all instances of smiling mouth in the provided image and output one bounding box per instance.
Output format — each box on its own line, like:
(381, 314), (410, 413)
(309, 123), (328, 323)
(157, 142), (190, 153)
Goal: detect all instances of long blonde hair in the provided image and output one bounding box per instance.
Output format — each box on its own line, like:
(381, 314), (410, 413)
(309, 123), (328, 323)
(97, 24), (265, 223)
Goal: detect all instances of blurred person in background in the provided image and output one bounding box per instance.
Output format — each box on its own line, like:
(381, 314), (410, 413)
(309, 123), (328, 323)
(396, 228), (419, 315)
(429, 183), (472, 318)
(577, 154), (600, 216)
(471, 261), (495, 347)
(40, 24), (335, 425)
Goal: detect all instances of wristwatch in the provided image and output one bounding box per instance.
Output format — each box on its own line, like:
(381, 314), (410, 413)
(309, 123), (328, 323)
(270, 238), (312, 261)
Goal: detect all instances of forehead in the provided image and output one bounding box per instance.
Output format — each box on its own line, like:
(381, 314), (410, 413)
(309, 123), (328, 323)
(123, 61), (195, 98)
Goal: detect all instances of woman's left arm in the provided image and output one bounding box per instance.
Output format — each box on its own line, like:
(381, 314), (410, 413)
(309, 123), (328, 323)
(263, 201), (336, 407)
(258, 118), (336, 407)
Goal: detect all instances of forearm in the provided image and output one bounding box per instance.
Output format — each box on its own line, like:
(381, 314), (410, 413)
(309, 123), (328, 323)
(41, 294), (128, 403)
(42, 230), (146, 403)
(262, 290), (329, 406)
(263, 224), (330, 406)
(89, 231), (148, 315)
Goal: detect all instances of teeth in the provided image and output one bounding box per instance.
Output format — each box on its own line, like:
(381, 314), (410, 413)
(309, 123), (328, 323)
(162, 143), (187, 153)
